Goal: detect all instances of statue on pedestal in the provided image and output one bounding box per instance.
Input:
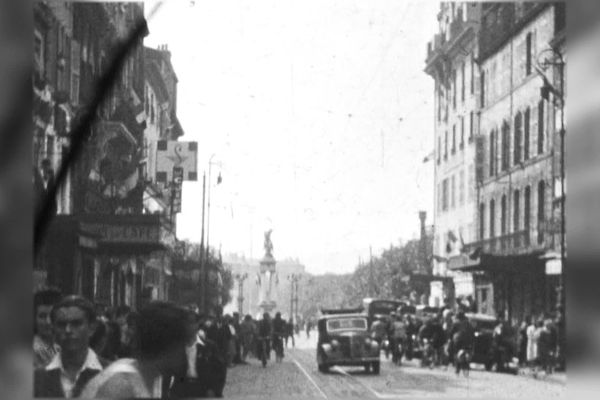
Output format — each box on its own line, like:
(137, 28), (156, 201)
(258, 229), (277, 313)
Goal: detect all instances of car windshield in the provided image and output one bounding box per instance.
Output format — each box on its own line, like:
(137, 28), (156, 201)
(326, 318), (367, 332)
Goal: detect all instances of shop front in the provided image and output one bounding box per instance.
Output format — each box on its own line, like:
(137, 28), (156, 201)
(450, 251), (558, 324)
(76, 213), (175, 308)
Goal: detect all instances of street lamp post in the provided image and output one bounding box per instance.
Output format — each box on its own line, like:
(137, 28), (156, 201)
(288, 273), (301, 323)
(234, 273), (248, 314)
(199, 172), (206, 312)
(203, 154), (222, 312)
(536, 47), (566, 320)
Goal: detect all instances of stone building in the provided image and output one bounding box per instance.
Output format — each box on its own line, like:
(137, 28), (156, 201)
(424, 2), (565, 321)
(34, 2), (185, 309)
(424, 2), (483, 307)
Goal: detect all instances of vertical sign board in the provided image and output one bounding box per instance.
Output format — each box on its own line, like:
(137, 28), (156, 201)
(155, 141), (198, 183)
(171, 167), (183, 213)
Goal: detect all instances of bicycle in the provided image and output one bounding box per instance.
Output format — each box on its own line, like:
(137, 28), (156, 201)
(272, 334), (284, 363)
(257, 336), (270, 367)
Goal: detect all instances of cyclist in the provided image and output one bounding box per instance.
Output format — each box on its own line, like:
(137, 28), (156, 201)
(257, 313), (272, 367)
(272, 312), (286, 362)
(390, 312), (407, 365)
(450, 311), (475, 375)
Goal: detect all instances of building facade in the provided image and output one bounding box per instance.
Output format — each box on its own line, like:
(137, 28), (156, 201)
(34, 2), (185, 309)
(425, 2), (565, 323)
(425, 2), (482, 307)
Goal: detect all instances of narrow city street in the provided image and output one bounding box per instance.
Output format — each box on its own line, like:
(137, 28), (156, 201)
(225, 332), (565, 399)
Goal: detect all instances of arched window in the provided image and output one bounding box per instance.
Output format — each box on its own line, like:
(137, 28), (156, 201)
(538, 100), (545, 154)
(538, 181), (545, 244)
(524, 186), (531, 244)
(489, 129), (496, 177)
(524, 107), (530, 160)
(489, 199), (496, 238)
(514, 112), (522, 165)
(502, 120), (510, 171)
(514, 189), (520, 233)
(501, 194), (507, 235)
(479, 203), (485, 240)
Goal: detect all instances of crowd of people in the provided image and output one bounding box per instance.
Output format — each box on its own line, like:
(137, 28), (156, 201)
(33, 288), (303, 398)
(369, 303), (563, 377)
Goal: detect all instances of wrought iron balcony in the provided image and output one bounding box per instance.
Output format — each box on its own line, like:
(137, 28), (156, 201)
(463, 229), (533, 256)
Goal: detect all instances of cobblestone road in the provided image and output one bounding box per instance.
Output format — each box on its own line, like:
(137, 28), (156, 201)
(224, 330), (566, 399)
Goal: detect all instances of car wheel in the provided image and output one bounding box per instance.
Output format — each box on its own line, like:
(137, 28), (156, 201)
(484, 360), (493, 371)
(364, 363), (371, 373)
(318, 363), (329, 373)
(372, 361), (380, 375)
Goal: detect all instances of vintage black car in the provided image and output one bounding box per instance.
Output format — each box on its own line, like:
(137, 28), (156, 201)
(466, 312), (498, 370)
(316, 313), (381, 374)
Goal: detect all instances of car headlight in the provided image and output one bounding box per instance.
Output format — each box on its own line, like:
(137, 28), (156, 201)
(322, 343), (332, 353)
(331, 339), (340, 349)
(365, 338), (372, 346)
(370, 341), (379, 350)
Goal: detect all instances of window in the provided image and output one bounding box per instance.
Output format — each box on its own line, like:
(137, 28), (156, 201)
(470, 55), (475, 95)
(453, 69), (457, 109)
(460, 116), (465, 149)
(489, 129), (496, 177)
(526, 32), (533, 76)
(437, 84), (442, 122)
(70, 40), (80, 106)
(480, 70), (485, 107)
(501, 195), (507, 235)
(501, 120), (510, 171)
(538, 100), (545, 154)
(438, 183), (442, 212)
(34, 29), (45, 75)
(524, 186), (531, 242)
(442, 179), (449, 211)
(444, 131), (448, 159)
(461, 62), (466, 103)
(452, 125), (456, 154)
(514, 190), (520, 233)
(469, 111), (474, 141)
(489, 199), (496, 238)
(514, 112), (522, 165)
(524, 107), (530, 160)
(459, 170), (465, 206)
(479, 203), (485, 240)
(437, 136), (441, 164)
(451, 175), (456, 209)
(538, 181), (545, 244)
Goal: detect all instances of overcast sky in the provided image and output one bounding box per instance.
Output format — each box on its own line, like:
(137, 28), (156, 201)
(144, 0), (439, 274)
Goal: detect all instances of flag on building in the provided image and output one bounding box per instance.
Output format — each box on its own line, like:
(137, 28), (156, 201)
(422, 150), (435, 163)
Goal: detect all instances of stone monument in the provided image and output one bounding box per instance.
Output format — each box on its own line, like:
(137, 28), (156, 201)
(258, 229), (277, 313)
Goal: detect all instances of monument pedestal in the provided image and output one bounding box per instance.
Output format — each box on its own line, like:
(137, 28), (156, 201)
(258, 254), (277, 314)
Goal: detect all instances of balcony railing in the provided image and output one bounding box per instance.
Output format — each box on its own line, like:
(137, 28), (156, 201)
(463, 230), (532, 256)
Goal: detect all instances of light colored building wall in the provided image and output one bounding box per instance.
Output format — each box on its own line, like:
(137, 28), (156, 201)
(431, 3), (480, 288)
(478, 6), (557, 247)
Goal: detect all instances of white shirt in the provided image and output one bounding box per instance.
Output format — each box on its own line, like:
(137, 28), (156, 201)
(185, 333), (206, 378)
(45, 348), (103, 398)
(80, 358), (162, 399)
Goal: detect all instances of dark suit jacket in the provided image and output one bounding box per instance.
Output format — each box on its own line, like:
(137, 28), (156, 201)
(168, 338), (226, 398)
(34, 357), (110, 398)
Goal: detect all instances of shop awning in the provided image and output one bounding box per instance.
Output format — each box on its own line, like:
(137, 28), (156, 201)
(448, 250), (547, 273)
(79, 214), (175, 253)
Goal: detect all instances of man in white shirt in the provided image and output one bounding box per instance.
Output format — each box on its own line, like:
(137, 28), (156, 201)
(34, 295), (107, 398)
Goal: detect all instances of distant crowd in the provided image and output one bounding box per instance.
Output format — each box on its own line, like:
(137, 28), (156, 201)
(33, 288), (306, 398)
